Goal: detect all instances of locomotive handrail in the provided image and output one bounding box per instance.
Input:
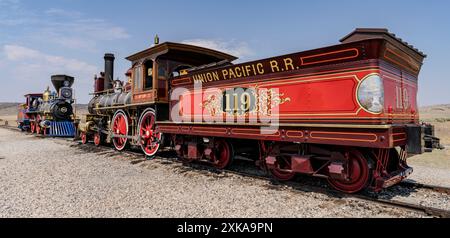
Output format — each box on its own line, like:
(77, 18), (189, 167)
(89, 89), (115, 95)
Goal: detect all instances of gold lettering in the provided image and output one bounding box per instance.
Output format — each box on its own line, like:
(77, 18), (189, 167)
(222, 69), (229, 80)
(195, 74), (205, 83)
(241, 66), (247, 77)
(245, 65), (252, 77)
(284, 58), (295, 71)
(235, 67), (242, 78)
(228, 68), (236, 79)
(251, 64), (257, 76)
(256, 63), (264, 74)
(270, 60), (280, 72)
(212, 71), (220, 81)
(206, 73), (213, 82)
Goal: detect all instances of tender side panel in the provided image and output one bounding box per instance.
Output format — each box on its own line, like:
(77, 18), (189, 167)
(172, 67), (385, 124)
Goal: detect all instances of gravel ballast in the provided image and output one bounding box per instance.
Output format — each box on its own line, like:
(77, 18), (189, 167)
(0, 127), (434, 218)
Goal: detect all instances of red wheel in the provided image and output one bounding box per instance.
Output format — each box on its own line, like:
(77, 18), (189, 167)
(269, 155), (296, 181)
(112, 110), (129, 151)
(138, 109), (161, 157)
(30, 116), (36, 133)
(36, 115), (41, 134)
(94, 132), (102, 147)
(212, 139), (233, 169)
(81, 132), (88, 144)
(327, 150), (371, 194)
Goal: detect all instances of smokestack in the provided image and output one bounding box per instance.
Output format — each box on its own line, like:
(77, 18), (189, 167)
(104, 53), (115, 90)
(51, 75), (74, 92)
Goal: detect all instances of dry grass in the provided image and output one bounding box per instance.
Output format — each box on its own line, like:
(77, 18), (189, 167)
(0, 103), (88, 125)
(419, 104), (450, 145)
(409, 104), (450, 170)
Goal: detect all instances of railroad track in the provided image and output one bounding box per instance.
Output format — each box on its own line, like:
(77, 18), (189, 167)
(2, 123), (450, 217)
(74, 140), (450, 218)
(400, 180), (450, 195)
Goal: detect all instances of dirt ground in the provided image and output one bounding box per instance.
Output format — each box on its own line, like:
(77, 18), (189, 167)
(408, 104), (450, 177)
(0, 102), (449, 217)
(1, 127), (429, 218)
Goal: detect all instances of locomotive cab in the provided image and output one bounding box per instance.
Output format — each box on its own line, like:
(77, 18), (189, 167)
(126, 41), (237, 116)
(17, 94), (43, 131)
(25, 94), (44, 112)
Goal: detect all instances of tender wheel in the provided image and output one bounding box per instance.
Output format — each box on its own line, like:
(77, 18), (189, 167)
(212, 139), (233, 169)
(269, 155), (296, 181)
(138, 109), (162, 157)
(80, 132), (88, 144)
(112, 110), (129, 151)
(94, 132), (102, 147)
(327, 149), (371, 194)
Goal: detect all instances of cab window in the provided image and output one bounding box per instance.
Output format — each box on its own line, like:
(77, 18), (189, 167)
(144, 60), (153, 90)
(158, 64), (168, 80)
(133, 66), (142, 91)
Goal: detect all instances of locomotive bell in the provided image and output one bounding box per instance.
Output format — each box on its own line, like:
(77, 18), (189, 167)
(43, 86), (51, 102)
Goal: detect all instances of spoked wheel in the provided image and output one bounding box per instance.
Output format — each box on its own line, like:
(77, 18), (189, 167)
(327, 149), (371, 194)
(138, 109), (162, 157)
(30, 116), (36, 133)
(269, 155), (296, 181)
(80, 132), (88, 144)
(93, 132), (102, 147)
(112, 110), (129, 151)
(212, 139), (233, 169)
(36, 115), (42, 134)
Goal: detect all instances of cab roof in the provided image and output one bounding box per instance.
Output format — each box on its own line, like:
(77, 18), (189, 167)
(24, 93), (43, 97)
(126, 42), (238, 66)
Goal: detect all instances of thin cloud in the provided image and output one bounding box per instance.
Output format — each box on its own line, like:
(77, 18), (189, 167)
(0, 0), (19, 8)
(4, 44), (97, 74)
(181, 39), (253, 61)
(1, 44), (98, 102)
(0, 1), (130, 50)
(45, 8), (82, 18)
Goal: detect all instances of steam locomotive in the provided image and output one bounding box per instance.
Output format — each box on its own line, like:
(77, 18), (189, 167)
(17, 75), (76, 137)
(79, 28), (441, 193)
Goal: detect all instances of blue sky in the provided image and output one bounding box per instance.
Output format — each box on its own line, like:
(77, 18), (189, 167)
(0, 0), (449, 105)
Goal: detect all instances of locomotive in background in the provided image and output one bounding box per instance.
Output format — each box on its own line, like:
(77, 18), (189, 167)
(17, 75), (77, 137)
